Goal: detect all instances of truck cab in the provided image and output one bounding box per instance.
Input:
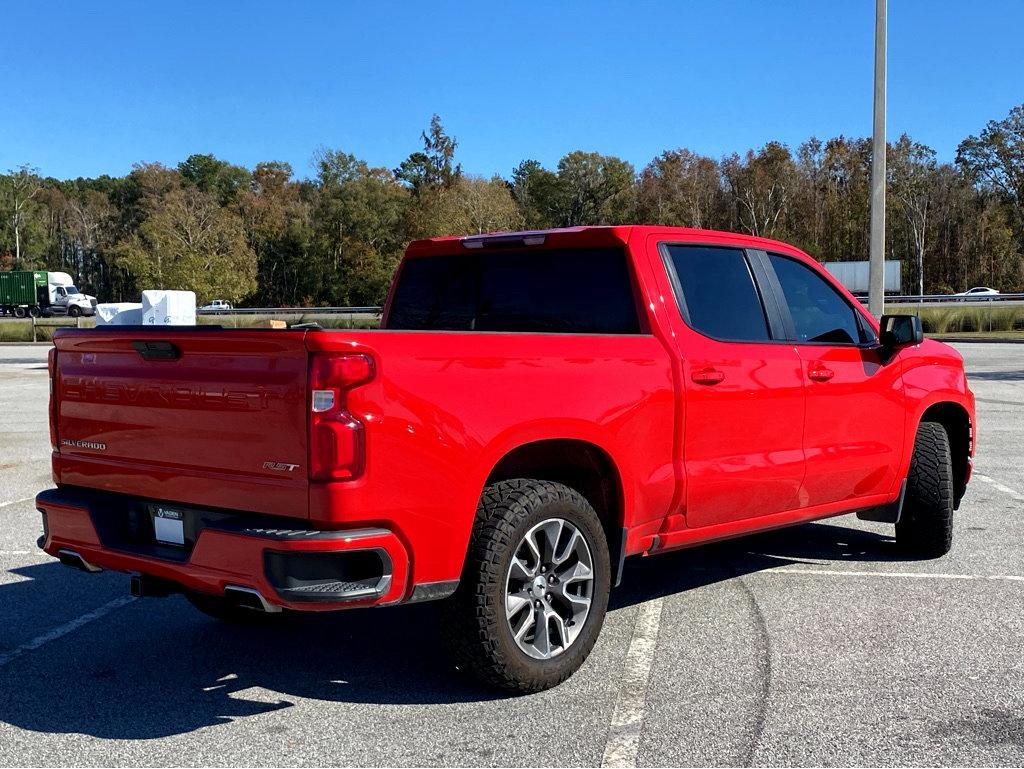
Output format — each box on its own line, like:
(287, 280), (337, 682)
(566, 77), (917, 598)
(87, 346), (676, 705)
(45, 272), (97, 317)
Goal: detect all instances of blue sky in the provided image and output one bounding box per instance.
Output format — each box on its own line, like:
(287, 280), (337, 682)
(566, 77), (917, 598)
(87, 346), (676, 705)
(1, 0), (1021, 181)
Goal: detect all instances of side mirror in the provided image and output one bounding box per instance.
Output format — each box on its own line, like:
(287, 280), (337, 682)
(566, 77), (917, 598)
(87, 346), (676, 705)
(879, 314), (923, 355)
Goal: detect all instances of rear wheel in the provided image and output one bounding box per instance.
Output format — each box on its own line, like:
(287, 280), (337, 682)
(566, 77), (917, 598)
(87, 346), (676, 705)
(27, 305), (40, 318)
(185, 592), (284, 625)
(896, 421), (954, 557)
(443, 479), (611, 693)
(13, 306), (26, 319)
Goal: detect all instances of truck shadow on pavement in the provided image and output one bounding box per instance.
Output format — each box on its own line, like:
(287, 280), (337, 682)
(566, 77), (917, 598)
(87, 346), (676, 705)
(610, 518), (901, 611)
(0, 518), (899, 739)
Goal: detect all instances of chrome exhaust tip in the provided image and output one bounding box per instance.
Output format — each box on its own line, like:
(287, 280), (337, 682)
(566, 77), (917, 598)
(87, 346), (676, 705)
(56, 549), (101, 573)
(224, 585), (282, 613)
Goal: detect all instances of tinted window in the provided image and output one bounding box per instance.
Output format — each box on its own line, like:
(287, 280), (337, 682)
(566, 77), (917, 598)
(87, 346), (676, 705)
(664, 245), (771, 341)
(386, 247), (640, 334)
(769, 254), (866, 344)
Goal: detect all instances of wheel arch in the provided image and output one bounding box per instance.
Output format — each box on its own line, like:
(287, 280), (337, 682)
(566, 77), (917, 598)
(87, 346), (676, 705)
(485, 438), (628, 585)
(920, 401), (972, 508)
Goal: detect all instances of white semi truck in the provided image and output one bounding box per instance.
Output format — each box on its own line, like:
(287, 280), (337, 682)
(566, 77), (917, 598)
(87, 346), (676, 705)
(0, 271), (98, 317)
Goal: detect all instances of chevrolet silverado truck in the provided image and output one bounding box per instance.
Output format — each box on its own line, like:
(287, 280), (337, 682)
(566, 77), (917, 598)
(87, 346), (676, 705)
(36, 226), (976, 692)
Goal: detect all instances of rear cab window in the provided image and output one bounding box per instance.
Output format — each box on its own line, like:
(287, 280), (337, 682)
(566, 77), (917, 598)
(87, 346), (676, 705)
(385, 247), (642, 334)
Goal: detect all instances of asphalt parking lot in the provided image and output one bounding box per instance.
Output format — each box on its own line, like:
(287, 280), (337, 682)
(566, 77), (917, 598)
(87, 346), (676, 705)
(1, 342), (1022, 767)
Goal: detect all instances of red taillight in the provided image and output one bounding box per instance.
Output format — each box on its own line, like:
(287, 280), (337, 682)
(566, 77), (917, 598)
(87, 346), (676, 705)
(309, 353), (375, 481)
(48, 347), (59, 451)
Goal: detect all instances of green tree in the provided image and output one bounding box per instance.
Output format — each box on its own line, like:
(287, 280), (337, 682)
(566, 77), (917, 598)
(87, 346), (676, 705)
(394, 114), (462, 196)
(312, 149), (410, 305)
(511, 160), (561, 229)
(112, 186), (257, 303)
(957, 103), (1024, 225)
(0, 165), (44, 265)
(554, 151), (636, 226)
(178, 153), (251, 206)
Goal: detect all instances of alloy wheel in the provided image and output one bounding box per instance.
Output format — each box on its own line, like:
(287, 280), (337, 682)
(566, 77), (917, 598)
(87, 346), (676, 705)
(504, 517), (594, 660)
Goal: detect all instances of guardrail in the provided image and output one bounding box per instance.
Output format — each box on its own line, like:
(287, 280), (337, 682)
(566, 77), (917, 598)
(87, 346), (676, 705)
(27, 315), (84, 342)
(855, 293), (1024, 305)
(196, 306), (382, 315)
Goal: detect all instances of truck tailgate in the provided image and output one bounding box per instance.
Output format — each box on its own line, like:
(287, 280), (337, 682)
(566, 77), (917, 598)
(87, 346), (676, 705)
(52, 329), (311, 519)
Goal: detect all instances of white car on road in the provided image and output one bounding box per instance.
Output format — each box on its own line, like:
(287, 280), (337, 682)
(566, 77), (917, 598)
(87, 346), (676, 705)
(955, 287), (1000, 300)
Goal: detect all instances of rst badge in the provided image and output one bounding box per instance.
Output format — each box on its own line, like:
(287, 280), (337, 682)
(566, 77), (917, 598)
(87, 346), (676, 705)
(263, 461), (300, 472)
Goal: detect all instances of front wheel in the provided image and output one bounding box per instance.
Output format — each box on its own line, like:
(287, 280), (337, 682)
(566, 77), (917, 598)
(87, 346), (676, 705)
(442, 479), (611, 693)
(68, 306), (81, 318)
(896, 421), (954, 557)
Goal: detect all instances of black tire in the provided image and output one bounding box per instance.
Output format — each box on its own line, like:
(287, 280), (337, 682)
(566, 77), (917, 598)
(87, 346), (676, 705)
(442, 479), (611, 693)
(68, 306), (81, 318)
(13, 306), (26, 319)
(896, 421), (954, 557)
(27, 305), (40, 318)
(185, 591), (284, 625)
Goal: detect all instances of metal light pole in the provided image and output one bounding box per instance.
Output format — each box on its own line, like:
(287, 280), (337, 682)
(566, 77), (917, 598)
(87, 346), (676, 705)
(868, 0), (887, 317)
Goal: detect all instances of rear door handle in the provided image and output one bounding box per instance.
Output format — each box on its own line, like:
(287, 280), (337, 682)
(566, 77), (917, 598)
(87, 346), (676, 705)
(808, 365), (835, 382)
(691, 367), (725, 386)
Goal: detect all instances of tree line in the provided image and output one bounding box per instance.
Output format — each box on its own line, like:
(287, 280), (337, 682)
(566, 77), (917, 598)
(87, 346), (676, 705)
(2, 104), (1022, 305)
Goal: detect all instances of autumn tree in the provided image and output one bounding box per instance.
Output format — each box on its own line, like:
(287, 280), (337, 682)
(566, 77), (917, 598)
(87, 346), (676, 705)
(420, 175), (522, 236)
(721, 142), (796, 239)
(889, 135), (939, 294)
(5, 102), (1024, 306)
(957, 103), (1024, 227)
(236, 161), (314, 306)
(636, 149), (721, 228)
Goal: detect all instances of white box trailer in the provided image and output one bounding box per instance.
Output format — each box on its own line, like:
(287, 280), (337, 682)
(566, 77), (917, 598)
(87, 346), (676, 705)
(824, 260), (902, 294)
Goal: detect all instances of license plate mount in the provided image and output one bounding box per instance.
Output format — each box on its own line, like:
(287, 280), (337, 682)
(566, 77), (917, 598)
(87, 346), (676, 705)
(152, 506), (186, 546)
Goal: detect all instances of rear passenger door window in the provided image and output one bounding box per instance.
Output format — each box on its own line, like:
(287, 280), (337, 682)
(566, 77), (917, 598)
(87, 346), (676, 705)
(663, 245), (771, 342)
(769, 254), (868, 345)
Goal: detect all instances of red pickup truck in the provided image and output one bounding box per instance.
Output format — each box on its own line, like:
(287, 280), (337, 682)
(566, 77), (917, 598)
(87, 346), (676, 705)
(37, 226), (975, 692)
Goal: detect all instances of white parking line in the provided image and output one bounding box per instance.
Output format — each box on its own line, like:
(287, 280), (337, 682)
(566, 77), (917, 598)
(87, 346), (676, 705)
(0, 596), (136, 669)
(975, 473), (1024, 501)
(0, 496), (33, 509)
(601, 598), (664, 769)
(760, 567), (1024, 582)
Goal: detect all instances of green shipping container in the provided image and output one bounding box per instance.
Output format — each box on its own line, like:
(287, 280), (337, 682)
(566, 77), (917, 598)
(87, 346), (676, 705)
(0, 271), (47, 306)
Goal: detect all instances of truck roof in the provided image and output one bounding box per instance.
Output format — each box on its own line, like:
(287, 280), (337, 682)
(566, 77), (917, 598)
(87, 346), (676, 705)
(406, 225), (812, 260)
